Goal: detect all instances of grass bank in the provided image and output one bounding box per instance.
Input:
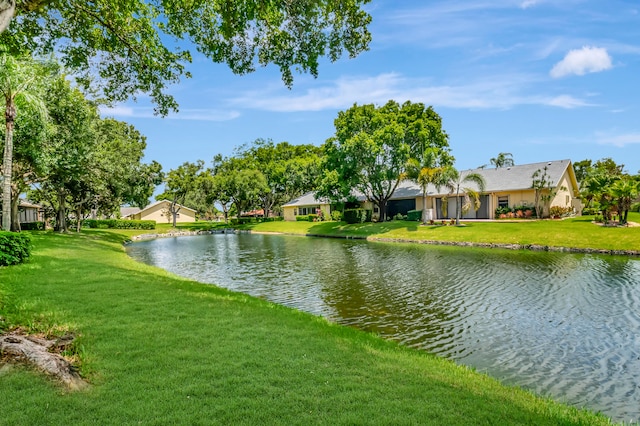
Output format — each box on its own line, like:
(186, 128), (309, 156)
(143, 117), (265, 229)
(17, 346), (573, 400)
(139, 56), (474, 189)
(0, 230), (613, 425)
(233, 213), (640, 253)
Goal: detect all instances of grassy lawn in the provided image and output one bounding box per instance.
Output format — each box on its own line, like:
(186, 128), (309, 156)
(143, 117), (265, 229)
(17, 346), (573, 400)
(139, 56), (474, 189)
(0, 230), (615, 425)
(235, 213), (640, 252)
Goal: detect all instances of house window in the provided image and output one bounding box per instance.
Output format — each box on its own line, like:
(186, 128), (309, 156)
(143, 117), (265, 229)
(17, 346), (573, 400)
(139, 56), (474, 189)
(373, 206), (379, 213)
(497, 196), (509, 208)
(566, 195), (570, 205)
(297, 206), (319, 216)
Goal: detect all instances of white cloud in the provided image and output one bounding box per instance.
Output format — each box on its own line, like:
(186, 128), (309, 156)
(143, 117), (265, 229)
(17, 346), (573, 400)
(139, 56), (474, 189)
(550, 46), (613, 78)
(596, 132), (640, 147)
(100, 106), (240, 121)
(546, 95), (592, 108)
(229, 72), (592, 112)
(520, 0), (539, 9)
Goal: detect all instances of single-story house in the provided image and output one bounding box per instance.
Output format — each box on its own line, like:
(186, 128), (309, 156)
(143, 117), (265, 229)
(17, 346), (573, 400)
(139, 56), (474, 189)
(19, 200), (44, 223)
(282, 192), (332, 221)
(120, 200), (197, 223)
(282, 159), (581, 221)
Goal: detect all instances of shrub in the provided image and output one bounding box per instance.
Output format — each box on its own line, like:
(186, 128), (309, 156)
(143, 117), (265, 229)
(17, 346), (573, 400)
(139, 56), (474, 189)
(256, 217), (284, 222)
(407, 210), (422, 221)
(343, 209), (372, 224)
(581, 207), (599, 216)
(236, 218), (255, 224)
(84, 219), (156, 230)
(549, 206), (572, 218)
(494, 206), (512, 217)
(0, 232), (31, 266)
(295, 215), (310, 222)
(331, 211), (342, 221)
(20, 222), (44, 231)
(307, 214), (318, 222)
(631, 202), (640, 213)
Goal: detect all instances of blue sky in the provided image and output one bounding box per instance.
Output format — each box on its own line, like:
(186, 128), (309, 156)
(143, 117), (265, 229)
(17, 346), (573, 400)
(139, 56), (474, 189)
(101, 0), (640, 175)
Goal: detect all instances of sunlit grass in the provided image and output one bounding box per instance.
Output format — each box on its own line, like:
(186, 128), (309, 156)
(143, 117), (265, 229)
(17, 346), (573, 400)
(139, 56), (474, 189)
(0, 230), (614, 424)
(238, 213), (640, 252)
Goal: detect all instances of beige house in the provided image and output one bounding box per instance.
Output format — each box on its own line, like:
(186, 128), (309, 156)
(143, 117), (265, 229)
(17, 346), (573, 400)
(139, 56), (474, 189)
(282, 192), (332, 221)
(120, 200), (197, 223)
(282, 159), (581, 221)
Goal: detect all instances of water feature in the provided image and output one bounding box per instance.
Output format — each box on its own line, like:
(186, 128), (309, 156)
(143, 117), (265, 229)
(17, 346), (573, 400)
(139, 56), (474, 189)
(126, 233), (640, 422)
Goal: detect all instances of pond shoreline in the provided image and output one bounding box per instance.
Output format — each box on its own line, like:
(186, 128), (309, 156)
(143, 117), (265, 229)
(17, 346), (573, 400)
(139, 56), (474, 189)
(128, 227), (640, 256)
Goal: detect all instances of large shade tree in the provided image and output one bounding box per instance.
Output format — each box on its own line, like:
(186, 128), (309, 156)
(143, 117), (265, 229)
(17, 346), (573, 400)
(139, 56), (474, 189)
(0, 52), (49, 231)
(319, 101), (451, 221)
(236, 139), (322, 218)
(0, 87), (48, 231)
(33, 74), (99, 232)
(1, 1), (371, 115)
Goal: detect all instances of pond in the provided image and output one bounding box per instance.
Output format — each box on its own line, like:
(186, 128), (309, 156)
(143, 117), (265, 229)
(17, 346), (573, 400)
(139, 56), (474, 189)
(126, 233), (640, 422)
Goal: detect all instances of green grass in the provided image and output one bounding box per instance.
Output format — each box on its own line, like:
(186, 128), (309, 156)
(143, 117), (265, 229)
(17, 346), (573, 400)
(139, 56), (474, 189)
(0, 230), (616, 425)
(236, 213), (640, 252)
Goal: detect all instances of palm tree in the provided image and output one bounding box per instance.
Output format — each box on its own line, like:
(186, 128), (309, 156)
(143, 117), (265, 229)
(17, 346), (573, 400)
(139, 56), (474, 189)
(1, 52), (47, 231)
(610, 177), (640, 225)
(442, 167), (486, 225)
(406, 148), (450, 224)
(489, 152), (514, 168)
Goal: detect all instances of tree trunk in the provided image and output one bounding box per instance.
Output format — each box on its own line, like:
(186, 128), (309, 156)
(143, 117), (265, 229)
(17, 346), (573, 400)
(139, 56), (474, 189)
(0, 332), (87, 390)
(76, 206), (82, 232)
(56, 191), (67, 232)
(0, 0), (15, 34)
(2, 99), (16, 231)
(10, 191), (20, 232)
(378, 199), (387, 222)
(421, 189), (428, 225)
(456, 192), (461, 225)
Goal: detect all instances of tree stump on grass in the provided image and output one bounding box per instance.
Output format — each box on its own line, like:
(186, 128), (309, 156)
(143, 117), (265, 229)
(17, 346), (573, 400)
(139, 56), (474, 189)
(0, 332), (87, 390)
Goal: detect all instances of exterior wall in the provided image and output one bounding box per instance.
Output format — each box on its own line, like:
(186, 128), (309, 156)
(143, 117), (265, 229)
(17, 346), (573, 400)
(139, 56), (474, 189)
(283, 206), (296, 221)
(283, 203), (331, 221)
(139, 201), (197, 223)
(492, 190), (536, 209)
(19, 207), (42, 223)
(550, 170), (582, 214)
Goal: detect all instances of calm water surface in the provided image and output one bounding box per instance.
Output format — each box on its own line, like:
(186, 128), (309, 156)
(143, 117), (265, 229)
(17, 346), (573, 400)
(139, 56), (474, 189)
(127, 233), (640, 422)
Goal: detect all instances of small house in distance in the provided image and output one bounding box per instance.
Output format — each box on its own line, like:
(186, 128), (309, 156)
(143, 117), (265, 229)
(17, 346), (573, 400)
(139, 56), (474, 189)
(120, 200), (197, 223)
(282, 192), (332, 221)
(19, 200), (44, 223)
(282, 159), (581, 221)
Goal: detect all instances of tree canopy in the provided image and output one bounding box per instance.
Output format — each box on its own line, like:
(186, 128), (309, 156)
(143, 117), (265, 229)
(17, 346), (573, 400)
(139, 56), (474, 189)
(318, 101), (452, 221)
(0, 0), (372, 115)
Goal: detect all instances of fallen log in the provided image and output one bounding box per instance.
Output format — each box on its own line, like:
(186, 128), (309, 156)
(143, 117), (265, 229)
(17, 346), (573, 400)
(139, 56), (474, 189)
(0, 332), (88, 390)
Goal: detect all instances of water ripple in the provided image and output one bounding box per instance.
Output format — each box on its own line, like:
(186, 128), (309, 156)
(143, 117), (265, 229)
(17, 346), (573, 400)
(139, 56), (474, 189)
(127, 234), (640, 423)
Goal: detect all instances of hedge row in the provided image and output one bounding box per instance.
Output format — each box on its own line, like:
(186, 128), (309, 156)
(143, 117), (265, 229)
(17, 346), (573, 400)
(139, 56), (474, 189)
(343, 209), (372, 224)
(20, 222), (45, 231)
(407, 210), (422, 221)
(0, 231), (31, 266)
(84, 219), (156, 230)
(230, 217), (284, 225)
